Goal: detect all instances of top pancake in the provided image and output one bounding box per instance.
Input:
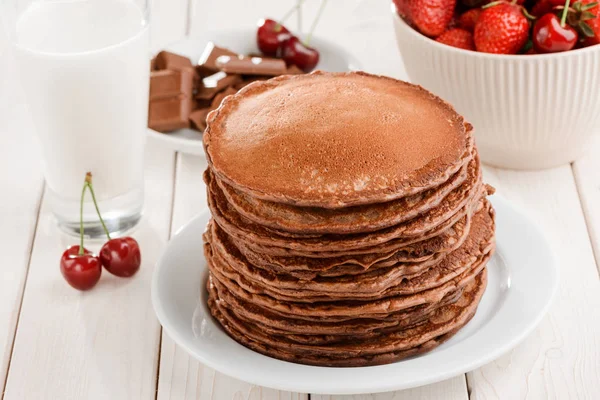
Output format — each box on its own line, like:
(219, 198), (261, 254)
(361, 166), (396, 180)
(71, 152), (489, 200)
(204, 71), (470, 208)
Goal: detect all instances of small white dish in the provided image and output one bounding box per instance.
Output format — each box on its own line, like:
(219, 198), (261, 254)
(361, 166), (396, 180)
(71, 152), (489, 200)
(152, 195), (558, 394)
(147, 29), (362, 156)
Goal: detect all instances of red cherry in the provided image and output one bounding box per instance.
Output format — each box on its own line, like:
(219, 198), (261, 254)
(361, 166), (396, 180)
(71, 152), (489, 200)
(100, 237), (141, 277)
(60, 246), (102, 291)
(257, 19), (292, 57)
(533, 14), (578, 53)
(280, 36), (320, 72)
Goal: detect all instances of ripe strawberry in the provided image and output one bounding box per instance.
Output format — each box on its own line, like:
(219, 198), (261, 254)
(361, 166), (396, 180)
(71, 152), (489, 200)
(458, 9), (482, 32)
(436, 28), (476, 49)
(474, 3), (531, 54)
(576, 0), (600, 46)
(396, 0), (457, 37)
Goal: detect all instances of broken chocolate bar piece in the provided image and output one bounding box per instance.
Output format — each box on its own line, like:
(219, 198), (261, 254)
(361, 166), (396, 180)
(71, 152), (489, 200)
(195, 65), (215, 79)
(154, 51), (194, 71)
(286, 64), (305, 75)
(148, 44), (308, 134)
(148, 95), (192, 132)
(214, 55), (287, 76)
(150, 69), (194, 100)
(189, 108), (211, 131)
(194, 97), (212, 110)
(198, 42), (238, 71)
(195, 72), (242, 100)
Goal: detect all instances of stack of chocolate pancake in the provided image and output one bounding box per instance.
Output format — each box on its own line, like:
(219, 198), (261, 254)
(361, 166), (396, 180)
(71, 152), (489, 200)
(202, 71), (495, 367)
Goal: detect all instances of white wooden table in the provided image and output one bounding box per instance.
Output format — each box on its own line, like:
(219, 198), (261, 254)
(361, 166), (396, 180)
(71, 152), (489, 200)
(1, 0), (599, 398)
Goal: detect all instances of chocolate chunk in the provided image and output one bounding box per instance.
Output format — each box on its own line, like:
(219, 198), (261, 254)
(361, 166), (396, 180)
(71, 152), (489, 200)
(148, 95), (192, 132)
(150, 69), (194, 100)
(198, 42), (238, 71)
(189, 108), (211, 131)
(286, 64), (304, 75)
(154, 51), (194, 71)
(215, 55), (287, 76)
(196, 72), (241, 100)
(196, 65), (215, 79)
(210, 87), (237, 110)
(194, 97), (212, 110)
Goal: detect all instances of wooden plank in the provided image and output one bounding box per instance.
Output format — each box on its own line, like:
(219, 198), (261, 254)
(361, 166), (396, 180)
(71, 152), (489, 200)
(312, 377), (468, 400)
(3, 139), (176, 400)
(572, 137), (600, 273)
(466, 166), (600, 399)
(156, 153), (307, 400)
(0, 46), (45, 392)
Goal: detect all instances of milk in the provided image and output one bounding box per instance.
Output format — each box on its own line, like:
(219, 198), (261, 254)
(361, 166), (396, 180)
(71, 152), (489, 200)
(13, 0), (150, 235)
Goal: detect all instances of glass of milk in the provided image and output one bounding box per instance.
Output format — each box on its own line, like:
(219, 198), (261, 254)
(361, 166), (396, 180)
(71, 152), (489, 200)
(3, 0), (150, 237)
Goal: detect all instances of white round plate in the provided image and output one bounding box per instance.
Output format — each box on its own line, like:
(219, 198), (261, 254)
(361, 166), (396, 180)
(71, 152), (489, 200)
(152, 195), (558, 395)
(147, 29), (362, 156)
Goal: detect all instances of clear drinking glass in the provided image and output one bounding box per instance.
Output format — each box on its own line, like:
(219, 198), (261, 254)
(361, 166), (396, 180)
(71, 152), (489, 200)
(2, 0), (150, 237)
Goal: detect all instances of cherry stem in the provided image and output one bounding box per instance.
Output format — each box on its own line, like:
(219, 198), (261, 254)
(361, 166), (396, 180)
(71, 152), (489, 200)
(305, 0), (328, 45)
(85, 172), (112, 241)
(279, 0), (307, 28)
(561, 0), (571, 26)
(482, 1), (503, 9)
(78, 180), (88, 255)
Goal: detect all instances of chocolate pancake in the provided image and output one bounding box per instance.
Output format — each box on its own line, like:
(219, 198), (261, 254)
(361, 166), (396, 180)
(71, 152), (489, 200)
(209, 281), (465, 346)
(208, 269), (487, 366)
(208, 275), (465, 338)
(215, 135), (474, 235)
(205, 201), (494, 302)
(207, 246), (491, 321)
(218, 199), (474, 272)
(205, 153), (482, 255)
(209, 198), (487, 283)
(203, 71), (472, 208)
(201, 71), (496, 367)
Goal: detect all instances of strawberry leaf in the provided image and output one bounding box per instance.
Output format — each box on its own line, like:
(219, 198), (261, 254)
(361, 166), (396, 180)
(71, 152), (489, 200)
(581, 10), (598, 19)
(581, 2), (599, 10)
(579, 20), (596, 36)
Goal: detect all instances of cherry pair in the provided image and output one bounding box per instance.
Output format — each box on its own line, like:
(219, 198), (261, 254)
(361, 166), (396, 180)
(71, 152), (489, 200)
(256, 0), (328, 72)
(257, 19), (320, 72)
(60, 173), (141, 291)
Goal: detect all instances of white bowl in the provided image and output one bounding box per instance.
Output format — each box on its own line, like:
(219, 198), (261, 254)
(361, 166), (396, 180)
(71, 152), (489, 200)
(391, 3), (600, 170)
